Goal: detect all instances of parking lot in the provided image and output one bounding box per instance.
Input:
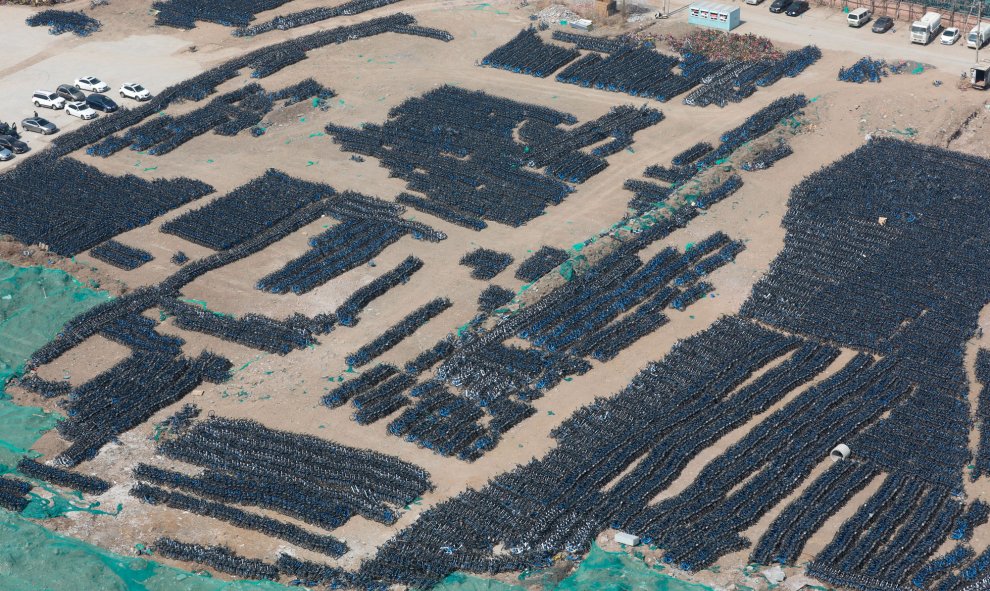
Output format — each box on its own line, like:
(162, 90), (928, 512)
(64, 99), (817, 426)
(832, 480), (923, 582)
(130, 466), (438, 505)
(669, 0), (986, 75)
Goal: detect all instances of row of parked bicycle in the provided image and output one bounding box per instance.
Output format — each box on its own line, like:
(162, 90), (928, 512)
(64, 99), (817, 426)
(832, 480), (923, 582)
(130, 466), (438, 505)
(135, 415), (432, 537)
(740, 138), (986, 492)
(358, 317), (809, 587)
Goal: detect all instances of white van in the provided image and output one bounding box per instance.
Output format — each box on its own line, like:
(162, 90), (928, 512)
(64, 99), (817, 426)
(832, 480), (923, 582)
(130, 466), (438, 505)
(847, 7), (871, 27)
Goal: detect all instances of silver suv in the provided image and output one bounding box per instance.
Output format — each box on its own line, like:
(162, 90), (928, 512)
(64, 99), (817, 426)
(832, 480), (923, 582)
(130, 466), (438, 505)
(33, 90), (65, 109)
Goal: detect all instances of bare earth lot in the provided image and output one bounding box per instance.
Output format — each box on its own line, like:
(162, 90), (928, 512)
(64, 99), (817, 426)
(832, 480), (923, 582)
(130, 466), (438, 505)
(5, 0), (990, 588)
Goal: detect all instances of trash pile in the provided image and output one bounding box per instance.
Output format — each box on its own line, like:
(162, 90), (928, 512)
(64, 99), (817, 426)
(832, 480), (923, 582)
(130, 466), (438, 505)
(534, 3), (581, 23)
(838, 57), (889, 83)
(25, 10), (101, 36)
(665, 29), (783, 62)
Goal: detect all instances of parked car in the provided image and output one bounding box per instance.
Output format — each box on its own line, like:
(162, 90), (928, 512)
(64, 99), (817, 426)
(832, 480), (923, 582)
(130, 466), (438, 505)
(119, 83), (151, 101)
(872, 16), (894, 33)
(65, 101), (98, 120)
(941, 27), (961, 44)
(33, 90), (65, 110)
(56, 84), (86, 103)
(0, 147), (12, 162)
(786, 1), (810, 16)
(21, 116), (58, 135)
(85, 94), (119, 113)
(75, 76), (110, 93)
(769, 0), (793, 13)
(0, 135), (29, 154)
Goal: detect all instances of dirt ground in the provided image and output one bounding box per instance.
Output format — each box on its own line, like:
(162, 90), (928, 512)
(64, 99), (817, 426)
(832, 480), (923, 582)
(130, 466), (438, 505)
(4, 0), (990, 588)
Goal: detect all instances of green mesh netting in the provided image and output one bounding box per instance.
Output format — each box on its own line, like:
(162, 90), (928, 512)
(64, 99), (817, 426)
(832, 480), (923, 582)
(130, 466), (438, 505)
(550, 544), (714, 591)
(434, 573), (525, 591)
(430, 544), (716, 591)
(0, 262), (110, 386)
(0, 262), (110, 470)
(0, 510), (287, 591)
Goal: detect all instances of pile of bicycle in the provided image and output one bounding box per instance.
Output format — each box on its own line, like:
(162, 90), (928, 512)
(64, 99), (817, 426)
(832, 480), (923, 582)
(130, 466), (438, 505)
(25, 9), (101, 36)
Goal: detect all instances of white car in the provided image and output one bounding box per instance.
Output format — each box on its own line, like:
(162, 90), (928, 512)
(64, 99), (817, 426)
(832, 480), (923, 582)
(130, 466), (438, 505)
(941, 27), (961, 45)
(119, 83), (151, 101)
(32, 90), (65, 110)
(75, 76), (110, 93)
(65, 101), (98, 120)
(0, 148), (12, 162)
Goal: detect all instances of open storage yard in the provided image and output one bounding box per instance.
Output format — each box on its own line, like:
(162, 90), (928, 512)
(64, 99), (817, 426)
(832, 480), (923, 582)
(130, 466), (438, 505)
(6, 0), (990, 590)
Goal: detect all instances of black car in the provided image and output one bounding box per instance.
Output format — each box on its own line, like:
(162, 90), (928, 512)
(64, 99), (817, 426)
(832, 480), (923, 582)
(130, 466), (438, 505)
(86, 93), (119, 113)
(872, 15), (894, 33)
(56, 84), (86, 103)
(769, 0), (793, 12)
(786, 1), (809, 15)
(21, 116), (58, 135)
(0, 135), (29, 154)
